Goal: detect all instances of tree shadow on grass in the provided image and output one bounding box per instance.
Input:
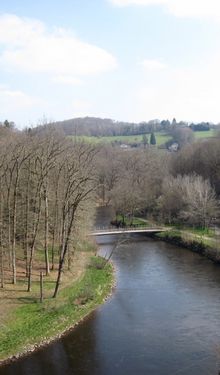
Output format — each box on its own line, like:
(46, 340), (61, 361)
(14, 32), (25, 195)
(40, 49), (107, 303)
(17, 296), (39, 304)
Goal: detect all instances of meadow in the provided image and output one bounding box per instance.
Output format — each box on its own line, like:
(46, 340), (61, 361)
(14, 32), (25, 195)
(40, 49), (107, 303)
(72, 132), (171, 146)
(71, 129), (217, 146)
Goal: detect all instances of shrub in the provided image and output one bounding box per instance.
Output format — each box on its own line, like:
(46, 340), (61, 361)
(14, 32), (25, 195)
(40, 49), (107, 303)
(88, 256), (106, 270)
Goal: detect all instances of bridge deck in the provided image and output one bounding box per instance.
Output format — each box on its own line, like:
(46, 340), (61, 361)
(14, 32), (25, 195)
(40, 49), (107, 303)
(90, 227), (167, 236)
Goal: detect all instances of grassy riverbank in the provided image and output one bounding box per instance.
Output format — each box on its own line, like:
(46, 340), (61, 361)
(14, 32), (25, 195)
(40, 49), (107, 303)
(0, 255), (114, 363)
(154, 227), (220, 263)
(114, 214), (148, 227)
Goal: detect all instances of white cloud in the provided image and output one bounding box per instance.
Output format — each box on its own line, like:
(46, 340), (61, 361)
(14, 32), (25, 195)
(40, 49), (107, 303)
(168, 0), (220, 19)
(72, 99), (92, 112)
(52, 75), (83, 85)
(109, 0), (220, 20)
(134, 55), (220, 123)
(0, 86), (39, 127)
(69, 99), (94, 119)
(0, 14), (45, 46)
(0, 87), (34, 109)
(140, 59), (166, 71)
(0, 14), (117, 80)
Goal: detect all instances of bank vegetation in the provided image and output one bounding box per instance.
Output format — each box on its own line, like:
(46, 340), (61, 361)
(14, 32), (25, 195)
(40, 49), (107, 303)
(95, 137), (220, 229)
(1, 120), (220, 361)
(0, 123), (116, 362)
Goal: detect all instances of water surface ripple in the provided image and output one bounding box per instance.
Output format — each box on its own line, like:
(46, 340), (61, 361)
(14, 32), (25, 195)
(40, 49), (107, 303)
(1, 235), (220, 375)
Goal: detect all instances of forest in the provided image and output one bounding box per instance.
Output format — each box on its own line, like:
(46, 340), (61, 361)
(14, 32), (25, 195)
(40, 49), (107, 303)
(0, 125), (97, 298)
(0, 120), (220, 297)
(96, 134), (220, 228)
(46, 116), (218, 137)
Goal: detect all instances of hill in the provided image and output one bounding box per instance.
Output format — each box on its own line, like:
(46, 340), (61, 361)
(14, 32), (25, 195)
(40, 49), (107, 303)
(48, 117), (219, 138)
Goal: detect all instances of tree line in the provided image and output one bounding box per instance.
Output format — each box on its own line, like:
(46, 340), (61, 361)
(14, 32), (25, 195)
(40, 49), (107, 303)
(1, 121), (220, 296)
(0, 126), (97, 297)
(39, 117), (219, 138)
(95, 137), (220, 227)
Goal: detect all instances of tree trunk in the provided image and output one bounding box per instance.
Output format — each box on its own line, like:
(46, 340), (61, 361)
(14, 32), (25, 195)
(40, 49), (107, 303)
(40, 271), (43, 303)
(51, 181), (59, 270)
(7, 187), (11, 268)
(0, 246), (4, 288)
(0, 177), (4, 288)
(27, 243), (34, 292)
(12, 171), (19, 284)
(44, 183), (50, 275)
(53, 209), (75, 298)
(27, 190), (42, 292)
(25, 165), (30, 277)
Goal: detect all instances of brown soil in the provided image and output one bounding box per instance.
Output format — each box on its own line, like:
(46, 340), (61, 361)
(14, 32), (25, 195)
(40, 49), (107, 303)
(0, 249), (90, 329)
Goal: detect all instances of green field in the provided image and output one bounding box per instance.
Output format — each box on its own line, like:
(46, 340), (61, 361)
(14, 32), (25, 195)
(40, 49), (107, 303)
(70, 129), (217, 146)
(193, 129), (217, 139)
(71, 132), (172, 146)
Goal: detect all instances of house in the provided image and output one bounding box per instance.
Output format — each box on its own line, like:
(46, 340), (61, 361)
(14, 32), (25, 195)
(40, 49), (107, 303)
(168, 142), (178, 152)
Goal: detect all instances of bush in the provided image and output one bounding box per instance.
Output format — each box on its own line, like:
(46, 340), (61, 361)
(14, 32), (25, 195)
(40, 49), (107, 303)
(74, 284), (95, 305)
(88, 256), (106, 270)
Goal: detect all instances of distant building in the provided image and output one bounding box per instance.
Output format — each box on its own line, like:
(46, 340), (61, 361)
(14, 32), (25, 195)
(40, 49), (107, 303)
(168, 142), (179, 152)
(120, 144), (129, 149)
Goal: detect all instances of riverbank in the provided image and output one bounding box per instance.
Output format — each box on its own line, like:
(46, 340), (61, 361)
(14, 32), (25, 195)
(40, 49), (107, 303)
(154, 228), (220, 264)
(109, 212), (220, 264)
(0, 255), (114, 365)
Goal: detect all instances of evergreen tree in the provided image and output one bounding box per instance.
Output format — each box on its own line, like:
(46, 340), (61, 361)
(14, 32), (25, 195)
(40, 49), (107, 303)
(150, 132), (156, 145)
(172, 118), (177, 126)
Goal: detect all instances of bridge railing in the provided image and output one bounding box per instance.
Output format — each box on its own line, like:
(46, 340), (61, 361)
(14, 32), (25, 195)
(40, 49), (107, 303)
(92, 225), (165, 233)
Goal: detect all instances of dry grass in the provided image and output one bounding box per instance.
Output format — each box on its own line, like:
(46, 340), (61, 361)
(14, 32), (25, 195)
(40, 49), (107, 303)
(0, 248), (90, 330)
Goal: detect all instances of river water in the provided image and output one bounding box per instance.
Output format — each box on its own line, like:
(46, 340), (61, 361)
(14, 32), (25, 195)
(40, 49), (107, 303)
(1, 208), (220, 374)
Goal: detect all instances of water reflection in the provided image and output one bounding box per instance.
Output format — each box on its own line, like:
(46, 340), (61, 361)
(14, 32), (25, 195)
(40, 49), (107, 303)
(1, 238), (220, 374)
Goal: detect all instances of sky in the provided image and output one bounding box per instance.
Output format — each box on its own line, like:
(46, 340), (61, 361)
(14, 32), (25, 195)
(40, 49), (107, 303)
(0, 0), (220, 128)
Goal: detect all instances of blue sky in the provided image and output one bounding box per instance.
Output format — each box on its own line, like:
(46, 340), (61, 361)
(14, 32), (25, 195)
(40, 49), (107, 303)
(0, 0), (220, 128)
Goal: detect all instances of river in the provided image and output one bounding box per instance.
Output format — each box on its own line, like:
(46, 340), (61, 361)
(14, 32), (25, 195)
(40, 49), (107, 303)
(1, 208), (220, 374)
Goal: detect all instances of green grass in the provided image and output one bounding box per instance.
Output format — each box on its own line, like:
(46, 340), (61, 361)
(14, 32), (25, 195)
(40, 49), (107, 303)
(70, 132), (172, 146)
(163, 224), (214, 237)
(35, 240), (96, 265)
(35, 245), (59, 263)
(75, 239), (97, 252)
(156, 229), (181, 239)
(154, 133), (172, 145)
(156, 226), (217, 248)
(0, 257), (114, 362)
(70, 129), (217, 147)
(186, 227), (215, 237)
(194, 129), (217, 139)
(115, 215), (148, 226)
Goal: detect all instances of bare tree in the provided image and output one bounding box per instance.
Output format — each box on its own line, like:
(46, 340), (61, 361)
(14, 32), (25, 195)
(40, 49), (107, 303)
(158, 174), (218, 227)
(53, 143), (97, 298)
(180, 174), (218, 227)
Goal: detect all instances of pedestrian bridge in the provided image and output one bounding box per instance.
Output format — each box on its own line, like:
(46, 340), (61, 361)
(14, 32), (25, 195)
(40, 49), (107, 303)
(90, 226), (168, 236)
